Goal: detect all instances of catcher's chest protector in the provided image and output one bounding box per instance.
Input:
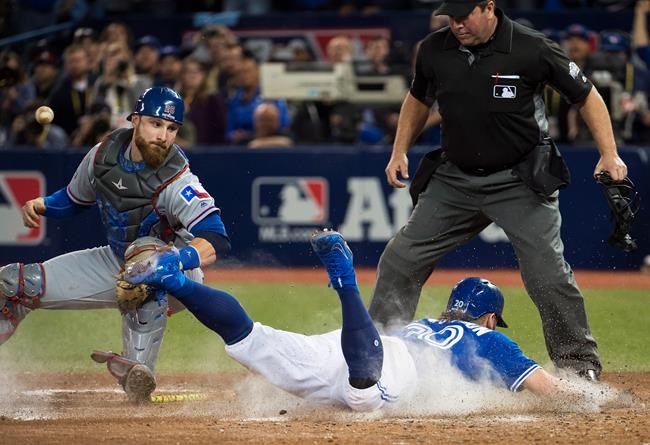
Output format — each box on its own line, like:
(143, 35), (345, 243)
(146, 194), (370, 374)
(94, 128), (188, 258)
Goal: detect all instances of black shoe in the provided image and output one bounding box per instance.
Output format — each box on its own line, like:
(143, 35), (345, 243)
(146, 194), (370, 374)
(577, 369), (600, 383)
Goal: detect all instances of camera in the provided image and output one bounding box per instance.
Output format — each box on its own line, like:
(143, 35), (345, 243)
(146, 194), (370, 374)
(117, 60), (129, 74)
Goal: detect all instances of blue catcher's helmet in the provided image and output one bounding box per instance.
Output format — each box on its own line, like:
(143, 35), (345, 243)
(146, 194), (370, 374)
(128, 87), (184, 125)
(446, 277), (508, 328)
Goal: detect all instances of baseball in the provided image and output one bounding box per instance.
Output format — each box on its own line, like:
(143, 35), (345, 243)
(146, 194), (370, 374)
(35, 106), (54, 125)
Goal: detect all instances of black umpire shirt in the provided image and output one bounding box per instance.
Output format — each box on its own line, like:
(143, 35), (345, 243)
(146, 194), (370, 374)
(411, 8), (593, 173)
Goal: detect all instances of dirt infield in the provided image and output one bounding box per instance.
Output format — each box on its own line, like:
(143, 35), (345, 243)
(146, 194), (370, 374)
(0, 372), (648, 444)
(1, 268), (647, 444)
(207, 267), (650, 289)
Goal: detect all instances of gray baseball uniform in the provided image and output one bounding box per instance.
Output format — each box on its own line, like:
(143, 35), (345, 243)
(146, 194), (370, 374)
(0, 133), (220, 371)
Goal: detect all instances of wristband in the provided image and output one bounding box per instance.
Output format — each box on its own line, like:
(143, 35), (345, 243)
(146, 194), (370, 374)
(179, 245), (201, 270)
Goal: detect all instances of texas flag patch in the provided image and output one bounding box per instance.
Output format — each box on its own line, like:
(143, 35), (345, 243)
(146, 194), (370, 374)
(180, 184), (211, 205)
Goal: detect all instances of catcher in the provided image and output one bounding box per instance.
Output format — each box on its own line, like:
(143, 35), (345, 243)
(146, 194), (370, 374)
(3, 87), (231, 402)
(120, 230), (596, 411)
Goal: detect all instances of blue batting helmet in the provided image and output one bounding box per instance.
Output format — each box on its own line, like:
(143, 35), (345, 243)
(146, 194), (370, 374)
(599, 30), (630, 53)
(446, 277), (508, 328)
(128, 87), (184, 125)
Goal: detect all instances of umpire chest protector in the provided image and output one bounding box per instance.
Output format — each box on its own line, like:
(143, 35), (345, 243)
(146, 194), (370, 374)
(93, 128), (188, 258)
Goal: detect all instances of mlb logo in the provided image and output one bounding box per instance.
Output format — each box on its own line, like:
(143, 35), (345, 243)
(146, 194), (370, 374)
(0, 171), (46, 245)
(164, 103), (175, 115)
(252, 177), (328, 225)
(493, 85), (517, 99)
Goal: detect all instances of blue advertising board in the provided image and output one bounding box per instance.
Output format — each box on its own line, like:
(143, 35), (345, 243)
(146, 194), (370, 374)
(0, 145), (648, 269)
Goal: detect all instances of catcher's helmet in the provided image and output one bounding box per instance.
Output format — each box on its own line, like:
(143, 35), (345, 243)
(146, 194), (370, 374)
(446, 277), (508, 328)
(128, 87), (184, 125)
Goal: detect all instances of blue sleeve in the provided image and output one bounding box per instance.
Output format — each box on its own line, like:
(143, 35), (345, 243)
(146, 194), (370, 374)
(275, 99), (291, 132)
(190, 211), (227, 237)
(43, 187), (90, 218)
(190, 211), (231, 258)
(226, 105), (236, 141)
(636, 46), (650, 69)
(480, 331), (540, 392)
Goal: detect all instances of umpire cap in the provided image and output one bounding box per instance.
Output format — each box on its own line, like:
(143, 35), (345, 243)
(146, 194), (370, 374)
(446, 277), (508, 327)
(434, 0), (487, 17)
(128, 87), (184, 125)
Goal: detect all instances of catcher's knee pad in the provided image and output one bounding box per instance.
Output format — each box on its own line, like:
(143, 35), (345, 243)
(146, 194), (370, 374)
(0, 263), (44, 344)
(122, 297), (169, 371)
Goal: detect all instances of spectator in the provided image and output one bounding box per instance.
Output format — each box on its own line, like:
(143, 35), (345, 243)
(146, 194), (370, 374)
(227, 52), (290, 144)
(0, 51), (33, 146)
(248, 102), (294, 148)
(177, 56), (227, 145)
(133, 35), (161, 83)
(47, 43), (95, 137)
(553, 24), (594, 143)
(326, 35), (354, 63)
(70, 101), (112, 148)
(323, 35), (362, 143)
(217, 43), (243, 96)
(565, 24), (593, 70)
(357, 36), (391, 74)
(633, 0), (650, 67)
(99, 21), (133, 50)
(197, 25), (238, 94)
(73, 27), (102, 76)
(92, 42), (150, 129)
(0, 51), (34, 124)
(27, 50), (60, 102)
(632, 0), (650, 143)
(355, 36), (404, 145)
(154, 45), (182, 89)
(588, 30), (650, 144)
(287, 39), (314, 63)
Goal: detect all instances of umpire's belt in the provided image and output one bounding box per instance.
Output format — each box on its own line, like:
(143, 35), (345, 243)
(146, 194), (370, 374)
(456, 164), (513, 176)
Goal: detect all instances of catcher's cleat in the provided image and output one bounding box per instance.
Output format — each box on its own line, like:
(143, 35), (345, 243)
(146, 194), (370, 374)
(91, 350), (140, 380)
(123, 364), (157, 403)
(310, 229), (357, 289)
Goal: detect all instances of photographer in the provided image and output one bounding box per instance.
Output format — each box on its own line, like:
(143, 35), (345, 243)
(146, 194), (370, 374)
(0, 51), (34, 147)
(91, 42), (151, 129)
(70, 101), (112, 148)
(573, 30), (650, 144)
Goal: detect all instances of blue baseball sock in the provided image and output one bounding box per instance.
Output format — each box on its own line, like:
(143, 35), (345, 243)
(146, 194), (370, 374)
(171, 279), (253, 345)
(336, 285), (384, 389)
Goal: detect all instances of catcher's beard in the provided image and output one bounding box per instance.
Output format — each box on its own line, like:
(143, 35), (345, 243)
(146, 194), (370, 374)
(134, 129), (171, 168)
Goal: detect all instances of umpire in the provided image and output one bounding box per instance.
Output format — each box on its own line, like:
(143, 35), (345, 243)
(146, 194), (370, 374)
(367, 0), (628, 381)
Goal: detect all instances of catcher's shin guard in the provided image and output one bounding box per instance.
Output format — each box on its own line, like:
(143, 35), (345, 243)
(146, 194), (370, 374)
(121, 295), (169, 372)
(0, 263), (44, 344)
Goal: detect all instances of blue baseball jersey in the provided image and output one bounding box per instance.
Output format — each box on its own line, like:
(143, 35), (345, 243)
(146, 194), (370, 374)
(398, 318), (540, 392)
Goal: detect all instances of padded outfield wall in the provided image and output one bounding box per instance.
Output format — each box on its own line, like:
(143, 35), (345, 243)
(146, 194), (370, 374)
(0, 145), (648, 269)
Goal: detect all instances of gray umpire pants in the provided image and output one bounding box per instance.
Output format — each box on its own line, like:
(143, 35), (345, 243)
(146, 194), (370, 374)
(368, 160), (601, 373)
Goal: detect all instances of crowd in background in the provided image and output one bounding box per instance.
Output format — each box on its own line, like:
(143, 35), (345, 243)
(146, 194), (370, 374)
(1, 0), (650, 151)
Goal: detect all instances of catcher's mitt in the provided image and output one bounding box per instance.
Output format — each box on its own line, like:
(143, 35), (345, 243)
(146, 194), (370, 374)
(595, 171), (640, 252)
(115, 278), (155, 314)
(116, 236), (167, 313)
